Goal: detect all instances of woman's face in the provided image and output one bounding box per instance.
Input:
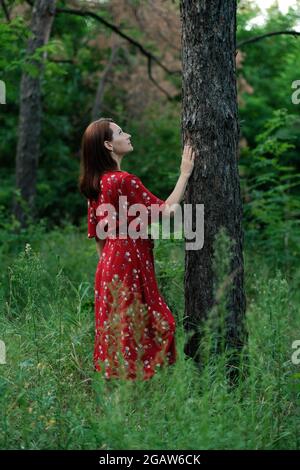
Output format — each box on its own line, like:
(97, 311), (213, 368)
(104, 122), (133, 156)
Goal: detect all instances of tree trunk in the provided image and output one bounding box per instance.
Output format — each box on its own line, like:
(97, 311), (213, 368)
(14, 0), (56, 227)
(180, 0), (247, 382)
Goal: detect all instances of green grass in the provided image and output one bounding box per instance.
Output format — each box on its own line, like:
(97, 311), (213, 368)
(0, 223), (299, 449)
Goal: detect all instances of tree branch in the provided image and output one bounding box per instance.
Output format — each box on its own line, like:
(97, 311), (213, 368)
(91, 42), (120, 121)
(25, 1), (179, 100)
(237, 30), (300, 48)
(55, 7), (179, 100)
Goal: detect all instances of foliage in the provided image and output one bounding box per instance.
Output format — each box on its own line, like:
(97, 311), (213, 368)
(240, 108), (300, 270)
(0, 227), (299, 449)
(0, 0), (300, 450)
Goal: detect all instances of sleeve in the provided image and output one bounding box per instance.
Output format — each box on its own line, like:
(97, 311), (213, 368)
(122, 174), (166, 224)
(87, 199), (99, 240)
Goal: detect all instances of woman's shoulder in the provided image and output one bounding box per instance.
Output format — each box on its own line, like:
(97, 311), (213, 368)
(119, 173), (143, 191)
(100, 171), (134, 196)
(101, 170), (130, 178)
(121, 172), (141, 183)
(100, 170), (129, 184)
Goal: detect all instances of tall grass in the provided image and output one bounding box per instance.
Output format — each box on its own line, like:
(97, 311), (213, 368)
(0, 224), (299, 449)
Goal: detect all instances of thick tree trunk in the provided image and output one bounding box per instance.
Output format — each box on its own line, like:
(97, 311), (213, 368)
(14, 0), (56, 227)
(180, 1), (247, 381)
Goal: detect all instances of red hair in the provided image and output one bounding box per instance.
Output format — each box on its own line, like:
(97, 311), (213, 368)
(79, 118), (119, 200)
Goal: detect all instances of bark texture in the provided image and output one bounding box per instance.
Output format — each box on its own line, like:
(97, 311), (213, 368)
(180, 0), (247, 380)
(14, 0), (56, 226)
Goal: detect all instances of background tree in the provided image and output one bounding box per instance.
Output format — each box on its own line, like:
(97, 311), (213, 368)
(14, 0), (56, 227)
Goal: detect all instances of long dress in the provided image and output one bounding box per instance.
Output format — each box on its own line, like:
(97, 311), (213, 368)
(87, 170), (177, 380)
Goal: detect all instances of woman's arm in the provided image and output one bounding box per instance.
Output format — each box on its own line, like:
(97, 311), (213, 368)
(162, 142), (195, 217)
(95, 238), (106, 259)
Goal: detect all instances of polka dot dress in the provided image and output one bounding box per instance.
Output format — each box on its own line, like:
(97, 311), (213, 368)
(87, 170), (177, 380)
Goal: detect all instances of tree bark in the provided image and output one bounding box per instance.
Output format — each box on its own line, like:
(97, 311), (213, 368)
(14, 0), (56, 227)
(180, 0), (247, 382)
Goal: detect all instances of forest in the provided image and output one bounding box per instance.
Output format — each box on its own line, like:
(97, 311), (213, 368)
(0, 0), (300, 452)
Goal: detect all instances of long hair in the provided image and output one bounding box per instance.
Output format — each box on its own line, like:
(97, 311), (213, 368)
(79, 117), (119, 200)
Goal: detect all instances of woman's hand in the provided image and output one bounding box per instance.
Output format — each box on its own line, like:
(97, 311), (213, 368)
(180, 138), (196, 178)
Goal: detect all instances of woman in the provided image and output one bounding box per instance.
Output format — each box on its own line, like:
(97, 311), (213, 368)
(79, 118), (195, 380)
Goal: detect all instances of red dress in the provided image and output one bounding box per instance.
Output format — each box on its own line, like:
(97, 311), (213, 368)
(87, 170), (176, 380)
